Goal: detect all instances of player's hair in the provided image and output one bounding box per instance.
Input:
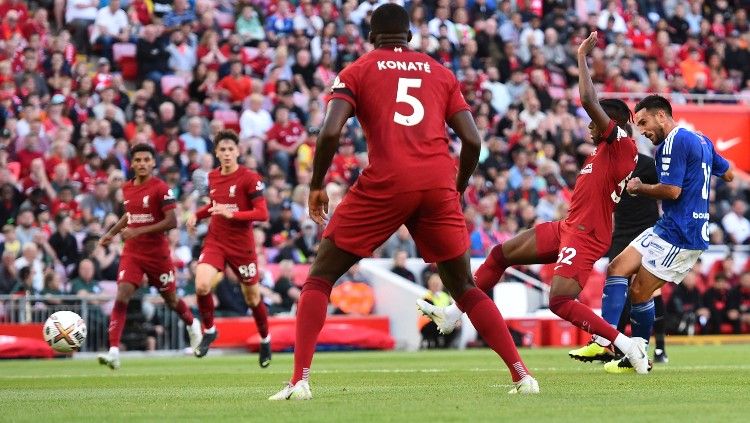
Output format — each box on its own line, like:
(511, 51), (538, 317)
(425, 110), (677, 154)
(634, 94), (673, 117)
(213, 129), (240, 147)
(600, 98), (633, 128)
(370, 4), (410, 35)
(130, 143), (156, 159)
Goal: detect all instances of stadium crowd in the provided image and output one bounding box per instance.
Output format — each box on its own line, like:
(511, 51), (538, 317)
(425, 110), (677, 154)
(0, 0), (749, 336)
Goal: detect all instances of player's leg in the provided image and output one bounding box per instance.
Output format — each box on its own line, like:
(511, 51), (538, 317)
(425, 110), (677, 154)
(473, 223), (559, 292)
(593, 246), (643, 348)
(652, 288), (668, 363)
(269, 238), (360, 400)
(194, 254), (223, 357)
(549, 275), (648, 373)
(98, 280), (137, 370)
(239, 280), (272, 368)
(436, 252), (538, 393)
(627, 266), (666, 346)
(155, 268), (203, 353)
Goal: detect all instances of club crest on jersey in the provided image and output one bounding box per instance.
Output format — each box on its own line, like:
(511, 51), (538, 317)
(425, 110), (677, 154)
(229, 185), (237, 197)
(580, 163), (593, 175)
(142, 195), (150, 208)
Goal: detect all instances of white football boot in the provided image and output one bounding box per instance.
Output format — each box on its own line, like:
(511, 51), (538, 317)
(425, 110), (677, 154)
(268, 380), (312, 401)
(416, 300), (461, 335)
(624, 337), (650, 374)
(97, 352), (121, 370)
(507, 375), (540, 394)
(187, 319), (203, 351)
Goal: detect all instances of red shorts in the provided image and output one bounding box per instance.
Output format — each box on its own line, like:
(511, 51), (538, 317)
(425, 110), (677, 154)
(535, 220), (609, 287)
(118, 253), (176, 293)
(198, 242), (259, 285)
(323, 187), (469, 263)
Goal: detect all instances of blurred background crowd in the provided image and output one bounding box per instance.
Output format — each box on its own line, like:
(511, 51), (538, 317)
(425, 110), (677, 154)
(0, 0), (748, 336)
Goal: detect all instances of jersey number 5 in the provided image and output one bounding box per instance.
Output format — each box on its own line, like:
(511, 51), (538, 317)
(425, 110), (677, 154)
(393, 78), (424, 127)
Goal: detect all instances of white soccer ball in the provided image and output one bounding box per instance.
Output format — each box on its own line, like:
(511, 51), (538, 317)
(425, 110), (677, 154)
(43, 311), (87, 353)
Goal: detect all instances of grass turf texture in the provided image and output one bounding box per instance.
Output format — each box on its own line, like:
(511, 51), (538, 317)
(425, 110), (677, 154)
(2, 345), (749, 422)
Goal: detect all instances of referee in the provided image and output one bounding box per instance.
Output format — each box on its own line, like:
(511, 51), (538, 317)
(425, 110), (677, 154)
(569, 152), (668, 363)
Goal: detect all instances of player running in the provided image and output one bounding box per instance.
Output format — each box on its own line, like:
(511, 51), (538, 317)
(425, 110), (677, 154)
(270, 4), (538, 400)
(98, 143), (202, 370)
(598, 94), (734, 373)
(418, 31), (651, 374)
(569, 152), (670, 363)
(186, 130), (272, 367)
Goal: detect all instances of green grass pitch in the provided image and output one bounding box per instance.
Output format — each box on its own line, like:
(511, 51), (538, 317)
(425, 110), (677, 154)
(2, 345), (749, 422)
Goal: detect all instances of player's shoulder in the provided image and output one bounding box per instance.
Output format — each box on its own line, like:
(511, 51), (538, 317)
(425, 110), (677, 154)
(208, 168), (222, 178)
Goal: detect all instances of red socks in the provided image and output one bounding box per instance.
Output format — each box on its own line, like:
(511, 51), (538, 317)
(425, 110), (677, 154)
(291, 277), (333, 384)
(549, 295), (619, 342)
(108, 300), (128, 349)
(474, 244), (509, 292)
(173, 299), (194, 325)
(250, 301), (269, 338)
(456, 288), (530, 382)
(197, 293), (215, 329)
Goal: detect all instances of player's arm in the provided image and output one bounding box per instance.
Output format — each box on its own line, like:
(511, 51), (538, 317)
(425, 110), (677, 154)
(309, 98), (353, 224)
(211, 197), (269, 221)
(626, 178), (682, 200)
(447, 110), (481, 193)
(122, 209), (178, 240)
(577, 32), (614, 143)
(99, 214), (128, 247)
(711, 150), (734, 182)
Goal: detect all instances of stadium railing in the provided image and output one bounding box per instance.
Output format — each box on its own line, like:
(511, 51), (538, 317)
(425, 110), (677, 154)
(0, 295), (187, 353)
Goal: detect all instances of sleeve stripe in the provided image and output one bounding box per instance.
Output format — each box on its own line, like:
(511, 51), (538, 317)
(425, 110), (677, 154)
(248, 190), (263, 200)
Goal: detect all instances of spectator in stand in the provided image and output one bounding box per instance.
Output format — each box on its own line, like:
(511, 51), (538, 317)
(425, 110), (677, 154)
(10, 265), (35, 295)
(136, 25), (170, 84)
(382, 225), (417, 259)
(240, 93), (273, 163)
(728, 273), (750, 332)
(48, 214), (80, 274)
(721, 199), (750, 245)
(0, 250), (17, 294)
(294, 219), (319, 263)
(65, 0), (98, 53)
(90, 0), (129, 64)
(703, 274), (739, 334)
(80, 179), (114, 223)
(179, 117), (210, 155)
(667, 268), (708, 335)
(265, 259), (301, 315)
(265, 105), (304, 180)
(14, 241), (43, 292)
(162, 0), (197, 31)
(216, 59), (252, 110)
(391, 250), (416, 283)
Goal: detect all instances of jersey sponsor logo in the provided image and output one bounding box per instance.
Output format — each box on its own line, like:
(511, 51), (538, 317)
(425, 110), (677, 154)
(164, 189), (175, 201)
(692, 212), (710, 219)
(214, 202), (239, 212)
(255, 180), (265, 191)
(615, 126), (627, 141)
(128, 213), (155, 224)
(580, 163), (593, 174)
(716, 137), (741, 152)
(376, 60), (432, 73)
(229, 184), (237, 197)
(142, 195), (150, 208)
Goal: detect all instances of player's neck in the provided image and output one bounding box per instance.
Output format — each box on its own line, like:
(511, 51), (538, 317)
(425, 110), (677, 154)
(663, 120), (678, 138)
(220, 164), (239, 175)
(376, 37), (409, 49)
(134, 175), (151, 185)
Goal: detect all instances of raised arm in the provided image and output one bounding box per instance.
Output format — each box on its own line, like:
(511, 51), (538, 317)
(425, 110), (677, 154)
(308, 98), (353, 224)
(447, 110), (481, 194)
(577, 32), (612, 139)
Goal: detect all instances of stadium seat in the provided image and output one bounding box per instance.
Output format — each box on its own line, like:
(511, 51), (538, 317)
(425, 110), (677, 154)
(213, 109), (240, 132)
(112, 43), (136, 62)
(161, 75), (188, 95)
(113, 43), (138, 81)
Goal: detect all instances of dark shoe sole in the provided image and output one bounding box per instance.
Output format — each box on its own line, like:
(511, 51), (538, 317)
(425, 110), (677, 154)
(194, 331), (218, 358)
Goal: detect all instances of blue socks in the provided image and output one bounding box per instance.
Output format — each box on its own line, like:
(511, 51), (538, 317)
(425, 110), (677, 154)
(602, 276), (629, 326)
(630, 299), (655, 346)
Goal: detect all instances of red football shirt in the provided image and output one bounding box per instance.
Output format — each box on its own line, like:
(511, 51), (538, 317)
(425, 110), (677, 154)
(122, 177), (176, 257)
(205, 167), (264, 251)
(265, 121), (304, 149)
(563, 120), (638, 243)
(329, 46), (470, 193)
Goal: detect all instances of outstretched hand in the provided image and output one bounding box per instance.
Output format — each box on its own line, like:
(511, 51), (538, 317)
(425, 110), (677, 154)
(626, 177), (642, 195)
(578, 32), (598, 57)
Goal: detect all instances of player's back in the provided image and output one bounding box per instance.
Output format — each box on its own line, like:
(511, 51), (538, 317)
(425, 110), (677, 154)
(122, 177), (174, 256)
(330, 46), (470, 193)
(655, 127), (729, 250)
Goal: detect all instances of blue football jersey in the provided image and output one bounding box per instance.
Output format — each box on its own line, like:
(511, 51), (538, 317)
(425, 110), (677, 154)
(654, 127), (730, 250)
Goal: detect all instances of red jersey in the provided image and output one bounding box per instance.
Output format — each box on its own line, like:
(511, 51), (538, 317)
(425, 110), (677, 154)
(122, 177), (176, 257)
(564, 120), (638, 244)
(72, 165), (108, 193)
(205, 167), (265, 250)
(265, 120), (304, 149)
(329, 46), (470, 193)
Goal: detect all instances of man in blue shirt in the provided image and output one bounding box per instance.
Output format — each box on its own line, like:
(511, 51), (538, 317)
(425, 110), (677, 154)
(601, 94), (734, 373)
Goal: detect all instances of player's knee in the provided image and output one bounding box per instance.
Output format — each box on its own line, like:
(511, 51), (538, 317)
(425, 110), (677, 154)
(628, 283), (650, 304)
(245, 289), (261, 307)
(195, 280), (212, 296)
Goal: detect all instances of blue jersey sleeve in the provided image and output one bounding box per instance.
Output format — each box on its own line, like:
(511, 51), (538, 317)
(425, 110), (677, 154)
(659, 132), (688, 187)
(711, 149), (730, 177)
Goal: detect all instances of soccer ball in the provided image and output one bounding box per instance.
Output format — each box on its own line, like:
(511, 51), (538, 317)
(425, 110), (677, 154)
(43, 311), (87, 353)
